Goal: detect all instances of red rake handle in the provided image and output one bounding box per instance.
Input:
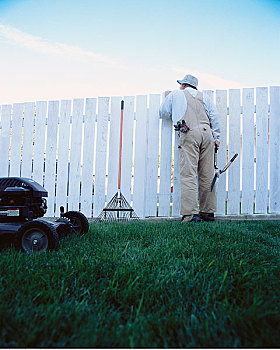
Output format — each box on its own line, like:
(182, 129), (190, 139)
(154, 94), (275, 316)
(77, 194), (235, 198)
(118, 100), (124, 190)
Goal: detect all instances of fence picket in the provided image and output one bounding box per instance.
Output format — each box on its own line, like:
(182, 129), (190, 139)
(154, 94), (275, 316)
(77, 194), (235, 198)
(80, 98), (97, 217)
(93, 97), (109, 217)
(204, 90), (227, 214)
(0, 105), (11, 177)
(133, 95), (148, 217)
(21, 102), (35, 179)
(68, 99), (84, 211)
(255, 87), (268, 213)
(107, 96), (121, 201)
(145, 94), (160, 217)
(241, 88), (255, 214)
(158, 115), (172, 217)
(44, 101), (59, 216)
(203, 90), (219, 215)
(10, 103), (24, 177)
(55, 100), (71, 216)
(269, 86), (280, 213)
(228, 90), (241, 215)
(172, 129), (181, 217)
(33, 101), (47, 185)
(204, 90), (214, 101)
(215, 90), (227, 215)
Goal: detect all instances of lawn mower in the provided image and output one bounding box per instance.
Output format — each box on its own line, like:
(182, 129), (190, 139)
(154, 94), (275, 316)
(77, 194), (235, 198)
(0, 177), (89, 253)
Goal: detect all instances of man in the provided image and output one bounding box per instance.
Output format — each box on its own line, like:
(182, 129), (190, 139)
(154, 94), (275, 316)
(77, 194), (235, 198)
(159, 74), (221, 222)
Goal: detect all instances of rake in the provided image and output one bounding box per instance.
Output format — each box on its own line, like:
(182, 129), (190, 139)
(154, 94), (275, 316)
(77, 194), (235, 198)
(95, 100), (139, 222)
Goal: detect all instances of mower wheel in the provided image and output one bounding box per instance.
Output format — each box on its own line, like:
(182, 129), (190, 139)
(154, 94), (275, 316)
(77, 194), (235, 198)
(17, 220), (59, 253)
(62, 211), (89, 235)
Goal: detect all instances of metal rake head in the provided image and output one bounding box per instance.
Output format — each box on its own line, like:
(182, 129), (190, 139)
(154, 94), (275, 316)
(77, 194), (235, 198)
(94, 191), (139, 222)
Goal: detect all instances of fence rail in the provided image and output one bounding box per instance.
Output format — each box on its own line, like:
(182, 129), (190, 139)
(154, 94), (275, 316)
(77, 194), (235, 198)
(0, 87), (279, 218)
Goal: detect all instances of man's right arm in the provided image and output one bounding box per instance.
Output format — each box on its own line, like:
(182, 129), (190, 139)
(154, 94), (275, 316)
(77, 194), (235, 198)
(159, 92), (173, 120)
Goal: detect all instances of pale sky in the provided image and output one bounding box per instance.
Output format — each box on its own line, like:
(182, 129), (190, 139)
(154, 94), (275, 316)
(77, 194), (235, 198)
(0, 0), (279, 103)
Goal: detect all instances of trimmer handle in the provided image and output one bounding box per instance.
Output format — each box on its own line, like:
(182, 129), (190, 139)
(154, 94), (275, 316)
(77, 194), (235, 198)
(229, 153), (238, 163)
(220, 153), (238, 173)
(214, 143), (218, 169)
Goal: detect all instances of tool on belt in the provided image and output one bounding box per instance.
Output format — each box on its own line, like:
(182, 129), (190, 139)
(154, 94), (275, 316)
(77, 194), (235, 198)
(174, 120), (190, 133)
(211, 148), (238, 191)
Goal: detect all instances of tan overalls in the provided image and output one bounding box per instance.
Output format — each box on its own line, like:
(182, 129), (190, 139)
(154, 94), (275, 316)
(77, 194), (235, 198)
(178, 90), (217, 221)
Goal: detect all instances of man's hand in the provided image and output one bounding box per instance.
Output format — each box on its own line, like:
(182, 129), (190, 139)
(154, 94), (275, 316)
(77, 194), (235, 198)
(164, 90), (171, 97)
(215, 139), (220, 150)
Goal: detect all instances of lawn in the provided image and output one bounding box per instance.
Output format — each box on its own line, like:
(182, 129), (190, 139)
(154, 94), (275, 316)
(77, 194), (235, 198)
(0, 220), (279, 348)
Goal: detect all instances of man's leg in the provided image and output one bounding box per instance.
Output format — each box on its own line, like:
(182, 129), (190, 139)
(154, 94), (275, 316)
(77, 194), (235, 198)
(179, 131), (200, 220)
(198, 129), (217, 217)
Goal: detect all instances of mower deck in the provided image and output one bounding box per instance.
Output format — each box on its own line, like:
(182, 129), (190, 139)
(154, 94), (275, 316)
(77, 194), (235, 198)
(0, 177), (89, 253)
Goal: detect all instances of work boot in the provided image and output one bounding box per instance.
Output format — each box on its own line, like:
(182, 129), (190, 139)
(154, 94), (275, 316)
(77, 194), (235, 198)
(181, 214), (202, 223)
(199, 212), (215, 222)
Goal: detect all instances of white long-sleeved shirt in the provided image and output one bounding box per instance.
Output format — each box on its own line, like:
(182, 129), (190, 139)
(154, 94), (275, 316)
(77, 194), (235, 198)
(159, 88), (221, 140)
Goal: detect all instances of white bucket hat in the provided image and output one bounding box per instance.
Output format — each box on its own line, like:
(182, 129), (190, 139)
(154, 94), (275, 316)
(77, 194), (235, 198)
(177, 74), (198, 88)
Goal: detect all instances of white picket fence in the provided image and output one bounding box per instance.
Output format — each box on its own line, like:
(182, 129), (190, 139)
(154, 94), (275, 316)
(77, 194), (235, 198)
(0, 87), (279, 218)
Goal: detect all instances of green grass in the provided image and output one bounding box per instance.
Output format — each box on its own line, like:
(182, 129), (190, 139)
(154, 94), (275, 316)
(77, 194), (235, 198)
(0, 220), (280, 348)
